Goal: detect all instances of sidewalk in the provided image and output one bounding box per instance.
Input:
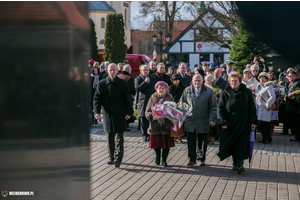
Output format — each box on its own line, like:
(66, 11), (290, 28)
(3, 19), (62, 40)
(90, 122), (300, 200)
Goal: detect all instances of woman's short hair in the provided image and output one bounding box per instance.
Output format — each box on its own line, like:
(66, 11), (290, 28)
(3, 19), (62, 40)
(228, 72), (243, 83)
(250, 64), (259, 71)
(267, 71), (275, 80)
(93, 62), (100, 67)
(139, 65), (147, 70)
(167, 67), (174, 72)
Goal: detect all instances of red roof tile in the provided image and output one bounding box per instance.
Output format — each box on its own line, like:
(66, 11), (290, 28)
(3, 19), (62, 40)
(0, 2), (89, 29)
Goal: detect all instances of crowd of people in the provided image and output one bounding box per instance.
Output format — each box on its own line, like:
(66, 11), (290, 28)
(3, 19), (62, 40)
(90, 58), (300, 175)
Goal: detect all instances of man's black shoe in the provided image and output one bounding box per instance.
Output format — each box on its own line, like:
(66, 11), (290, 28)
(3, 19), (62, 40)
(263, 140), (271, 144)
(126, 128), (131, 131)
(143, 136), (147, 142)
(107, 160), (114, 165)
(280, 132), (288, 135)
(258, 140), (265, 143)
(114, 160), (121, 168)
(290, 138), (299, 142)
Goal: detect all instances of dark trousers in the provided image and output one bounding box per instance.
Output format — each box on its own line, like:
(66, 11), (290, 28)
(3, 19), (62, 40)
(260, 121), (272, 141)
(187, 131), (208, 162)
(140, 116), (149, 137)
(106, 132), (124, 162)
(283, 114), (296, 135)
(289, 113), (300, 139)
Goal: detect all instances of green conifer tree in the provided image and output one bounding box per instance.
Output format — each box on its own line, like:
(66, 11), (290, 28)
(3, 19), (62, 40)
(230, 21), (273, 73)
(90, 19), (100, 62)
(103, 14), (126, 63)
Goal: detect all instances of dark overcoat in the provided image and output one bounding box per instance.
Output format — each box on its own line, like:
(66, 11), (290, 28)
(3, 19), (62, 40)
(134, 75), (156, 117)
(117, 71), (136, 96)
(178, 73), (192, 88)
(151, 72), (171, 86)
(93, 76), (133, 133)
(286, 78), (300, 115)
(217, 83), (258, 161)
(168, 82), (185, 103)
(215, 76), (228, 90)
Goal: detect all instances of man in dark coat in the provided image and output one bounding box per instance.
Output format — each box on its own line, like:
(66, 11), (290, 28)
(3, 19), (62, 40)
(222, 60), (235, 82)
(118, 64), (136, 131)
(285, 71), (300, 142)
(201, 61), (210, 77)
(93, 63), (133, 168)
(151, 62), (171, 86)
(135, 65), (156, 142)
(214, 68), (228, 90)
(177, 62), (192, 88)
(149, 60), (157, 75)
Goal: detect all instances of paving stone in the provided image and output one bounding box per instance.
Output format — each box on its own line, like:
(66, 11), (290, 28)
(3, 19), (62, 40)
(90, 123), (300, 199)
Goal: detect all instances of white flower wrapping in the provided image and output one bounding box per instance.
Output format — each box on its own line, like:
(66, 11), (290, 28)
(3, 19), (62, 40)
(152, 101), (189, 131)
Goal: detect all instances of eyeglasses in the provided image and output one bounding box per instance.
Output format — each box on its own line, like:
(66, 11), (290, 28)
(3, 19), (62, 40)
(252, 70), (258, 72)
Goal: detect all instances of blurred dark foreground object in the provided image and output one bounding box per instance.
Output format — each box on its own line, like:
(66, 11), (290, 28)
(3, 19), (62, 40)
(0, 2), (91, 199)
(236, 2), (300, 63)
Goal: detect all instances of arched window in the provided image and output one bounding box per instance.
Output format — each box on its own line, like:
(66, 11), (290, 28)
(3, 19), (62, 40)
(99, 40), (104, 45)
(101, 18), (105, 28)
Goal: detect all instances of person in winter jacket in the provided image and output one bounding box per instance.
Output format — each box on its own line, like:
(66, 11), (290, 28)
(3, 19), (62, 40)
(255, 72), (276, 144)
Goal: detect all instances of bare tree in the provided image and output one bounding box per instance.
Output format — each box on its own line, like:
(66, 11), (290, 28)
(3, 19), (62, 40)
(137, 1), (197, 40)
(136, 1), (240, 50)
(193, 1), (240, 49)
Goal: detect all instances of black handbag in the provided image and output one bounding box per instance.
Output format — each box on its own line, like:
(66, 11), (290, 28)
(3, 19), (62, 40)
(127, 115), (136, 123)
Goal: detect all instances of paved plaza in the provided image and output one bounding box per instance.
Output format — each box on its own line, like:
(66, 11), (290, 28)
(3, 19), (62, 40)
(90, 121), (300, 200)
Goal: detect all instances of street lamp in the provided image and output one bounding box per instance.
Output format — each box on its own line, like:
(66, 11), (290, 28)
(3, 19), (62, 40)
(152, 26), (170, 62)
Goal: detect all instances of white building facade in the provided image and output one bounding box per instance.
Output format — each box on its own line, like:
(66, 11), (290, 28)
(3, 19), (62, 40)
(89, 1), (131, 51)
(163, 11), (233, 71)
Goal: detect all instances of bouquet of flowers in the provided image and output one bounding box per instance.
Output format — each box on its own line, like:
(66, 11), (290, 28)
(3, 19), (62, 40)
(274, 81), (286, 105)
(288, 87), (300, 103)
(210, 86), (222, 97)
(152, 101), (190, 131)
(134, 104), (139, 120)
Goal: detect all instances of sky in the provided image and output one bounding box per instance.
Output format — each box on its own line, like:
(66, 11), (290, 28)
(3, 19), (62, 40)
(130, 1), (196, 30)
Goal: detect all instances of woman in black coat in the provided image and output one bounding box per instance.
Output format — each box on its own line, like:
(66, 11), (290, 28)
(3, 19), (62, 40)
(168, 74), (185, 143)
(91, 67), (100, 124)
(217, 72), (258, 174)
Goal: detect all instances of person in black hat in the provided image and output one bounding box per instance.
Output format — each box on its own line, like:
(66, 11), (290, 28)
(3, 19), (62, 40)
(207, 67), (215, 75)
(168, 74), (186, 143)
(194, 67), (205, 78)
(222, 60), (235, 82)
(220, 63), (226, 73)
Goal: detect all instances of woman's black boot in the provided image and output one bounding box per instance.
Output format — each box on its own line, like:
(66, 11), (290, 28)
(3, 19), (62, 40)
(237, 160), (245, 174)
(154, 148), (161, 165)
(162, 148), (169, 167)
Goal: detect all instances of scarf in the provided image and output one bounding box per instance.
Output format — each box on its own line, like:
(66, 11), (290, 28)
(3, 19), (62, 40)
(155, 92), (167, 126)
(157, 72), (164, 80)
(92, 74), (99, 89)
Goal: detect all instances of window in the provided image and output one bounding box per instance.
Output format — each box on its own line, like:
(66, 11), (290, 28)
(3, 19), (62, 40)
(101, 18), (105, 28)
(213, 54), (224, 67)
(99, 40), (104, 45)
(138, 39), (154, 55)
